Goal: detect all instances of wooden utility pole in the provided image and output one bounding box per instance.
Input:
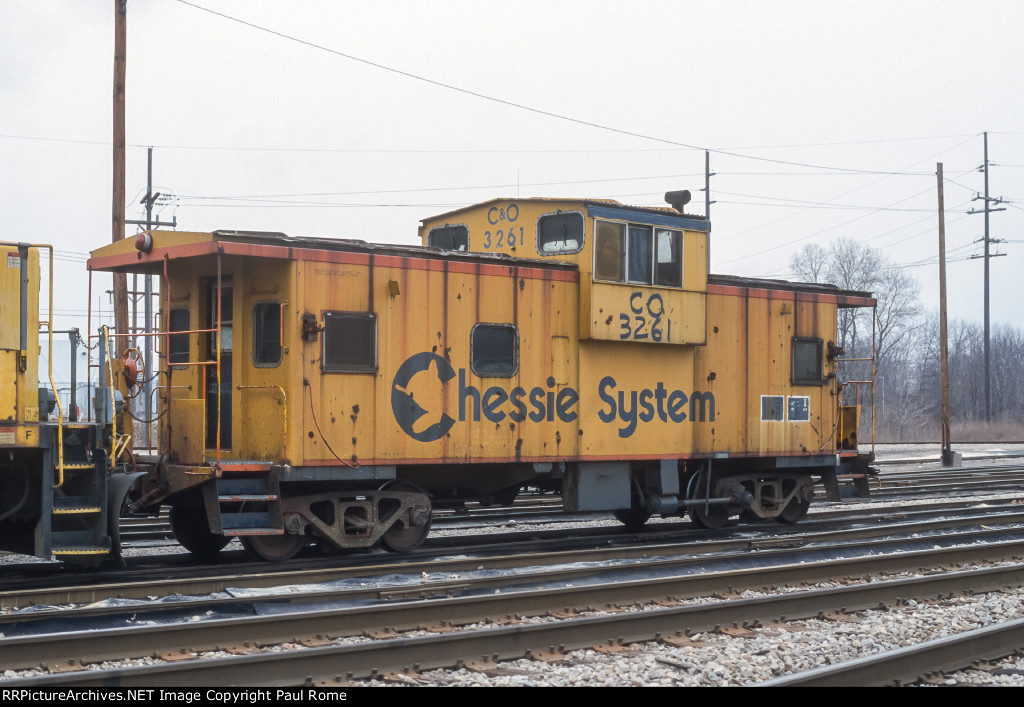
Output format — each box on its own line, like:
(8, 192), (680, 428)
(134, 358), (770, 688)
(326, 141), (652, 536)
(937, 163), (958, 467)
(111, 0), (129, 356)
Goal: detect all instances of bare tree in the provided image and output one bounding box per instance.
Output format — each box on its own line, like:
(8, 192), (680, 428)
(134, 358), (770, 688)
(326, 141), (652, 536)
(874, 265), (921, 367)
(790, 243), (830, 283)
(790, 239), (1024, 440)
(791, 237), (921, 435)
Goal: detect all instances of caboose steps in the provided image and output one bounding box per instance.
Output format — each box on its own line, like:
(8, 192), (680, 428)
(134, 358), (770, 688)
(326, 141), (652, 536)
(51, 497), (102, 514)
(52, 548), (112, 557)
(202, 476), (284, 537)
(42, 428), (112, 562)
(60, 462), (97, 471)
(50, 528), (111, 556)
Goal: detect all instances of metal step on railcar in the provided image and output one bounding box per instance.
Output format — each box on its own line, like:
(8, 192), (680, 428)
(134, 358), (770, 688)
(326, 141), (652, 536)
(201, 472), (284, 537)
(47, 426), (111, 558)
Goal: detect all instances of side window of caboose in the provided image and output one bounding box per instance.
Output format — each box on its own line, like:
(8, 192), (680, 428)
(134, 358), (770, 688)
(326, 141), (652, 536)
(791, 338), (824, 385)
(471, 324), (517, 377)
(595, 222), (683, 288)
(252, 301), (282, 367)
(428, 224), (468, 251)
(654, 229), (683, 287)
(626, 225), (653, 284)
(322, 312), (377, 373)
(168, 308), (190, 364)
(594, 221), (624, 281)
(537, 212), (584, 254)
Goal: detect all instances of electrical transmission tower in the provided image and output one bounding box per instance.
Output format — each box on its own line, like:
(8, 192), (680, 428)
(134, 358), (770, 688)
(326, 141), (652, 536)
(967, 132), (1006, 424)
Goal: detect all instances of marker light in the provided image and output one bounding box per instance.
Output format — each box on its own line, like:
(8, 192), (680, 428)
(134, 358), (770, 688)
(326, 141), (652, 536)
(135, 232), (153, 253)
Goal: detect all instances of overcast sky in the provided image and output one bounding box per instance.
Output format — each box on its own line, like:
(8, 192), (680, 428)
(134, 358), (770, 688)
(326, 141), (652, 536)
(2, 0), (1022, 335)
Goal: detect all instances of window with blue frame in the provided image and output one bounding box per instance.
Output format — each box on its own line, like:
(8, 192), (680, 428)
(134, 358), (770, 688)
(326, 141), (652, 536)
(627, 225), (652, 284)
(594, 220), (683, 288)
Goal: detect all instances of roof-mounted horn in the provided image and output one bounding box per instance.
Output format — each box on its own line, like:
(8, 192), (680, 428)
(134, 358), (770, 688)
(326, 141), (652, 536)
(664, 190), (692, 213)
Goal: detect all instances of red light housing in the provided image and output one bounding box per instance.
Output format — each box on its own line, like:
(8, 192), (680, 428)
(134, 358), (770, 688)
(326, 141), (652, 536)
(135, 232), (153, 253)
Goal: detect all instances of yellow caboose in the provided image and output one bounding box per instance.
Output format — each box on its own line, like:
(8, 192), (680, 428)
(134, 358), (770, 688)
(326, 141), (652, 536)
(419, 194), (875, 526)
(86, 192), (875, 561)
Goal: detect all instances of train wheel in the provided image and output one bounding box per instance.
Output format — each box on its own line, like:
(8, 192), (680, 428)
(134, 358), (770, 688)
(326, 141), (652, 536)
(381, 517), (431, 553)
(241, 533), (307, 562)
(687, 470), (730, 529)
(613, 507), (652, 530)
(689, 501), (729, 529)
(170, 504), (230, 559)
(778, 496), (811, 524)
(379, 480), (432, 553)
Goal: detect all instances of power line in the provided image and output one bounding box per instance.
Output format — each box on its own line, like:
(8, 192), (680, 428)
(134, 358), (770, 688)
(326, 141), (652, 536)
(171, 0), (940, 177)
(712, 134), (978, 150)
(174, 173), (705, 201)
(2, 129), (983, 157)
(717, 182), (941, 266)
(0, 131), (993, 177)
(870, 210), (973, 250)
(713, 190), (949, 213)
(714, 135), (980, 245)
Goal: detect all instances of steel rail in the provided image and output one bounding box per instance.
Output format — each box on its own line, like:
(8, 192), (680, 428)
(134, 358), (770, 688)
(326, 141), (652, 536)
(3, 536), (1024, 673)
(874, 481), (1024, 494)
(121, 486), (1024, 541)
(5, 561), (1024, 687)
(879, 466), (1024, 479)
(875, 468), (1024, 483)
(874, 453), (1024, 466)
(759, 616), (1024, 687)
(0, 518), (1009, 633)
(4, 504), (1024, 612)
(3, 503), (1024, 611)
(109, 492), (1022, 541)
(2, 517), (1022, 632)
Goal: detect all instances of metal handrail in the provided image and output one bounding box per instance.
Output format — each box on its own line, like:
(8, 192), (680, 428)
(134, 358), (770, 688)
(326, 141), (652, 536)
(86, 252), (230, 464)
(832, 308), (878, 455)
(102, 326), (117, 471)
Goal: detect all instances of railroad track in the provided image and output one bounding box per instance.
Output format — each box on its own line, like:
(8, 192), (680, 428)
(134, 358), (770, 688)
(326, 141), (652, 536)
(3, 468), (1023, 687)
(107, 458), (1024, 549)
(3, 494), (1024, 607)
(3, 499), (1024, 619)
(110, 454), (1024, 539)
(4, 548), (1024, 686)
(4, 491), (1024, 686)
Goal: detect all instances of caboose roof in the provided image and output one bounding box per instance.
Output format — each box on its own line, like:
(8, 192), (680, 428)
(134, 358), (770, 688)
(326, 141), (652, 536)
(87, 219), (874, 307)
(88, 228), (580, 276)
(709, 273), (875, 308)
(421, 197), (709, 231)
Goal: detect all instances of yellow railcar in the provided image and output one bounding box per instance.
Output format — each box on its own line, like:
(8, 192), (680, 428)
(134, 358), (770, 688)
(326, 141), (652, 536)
(420, 195), (875, 524)
(0, 242), (131, 562)
(81, 192), (875, 562)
